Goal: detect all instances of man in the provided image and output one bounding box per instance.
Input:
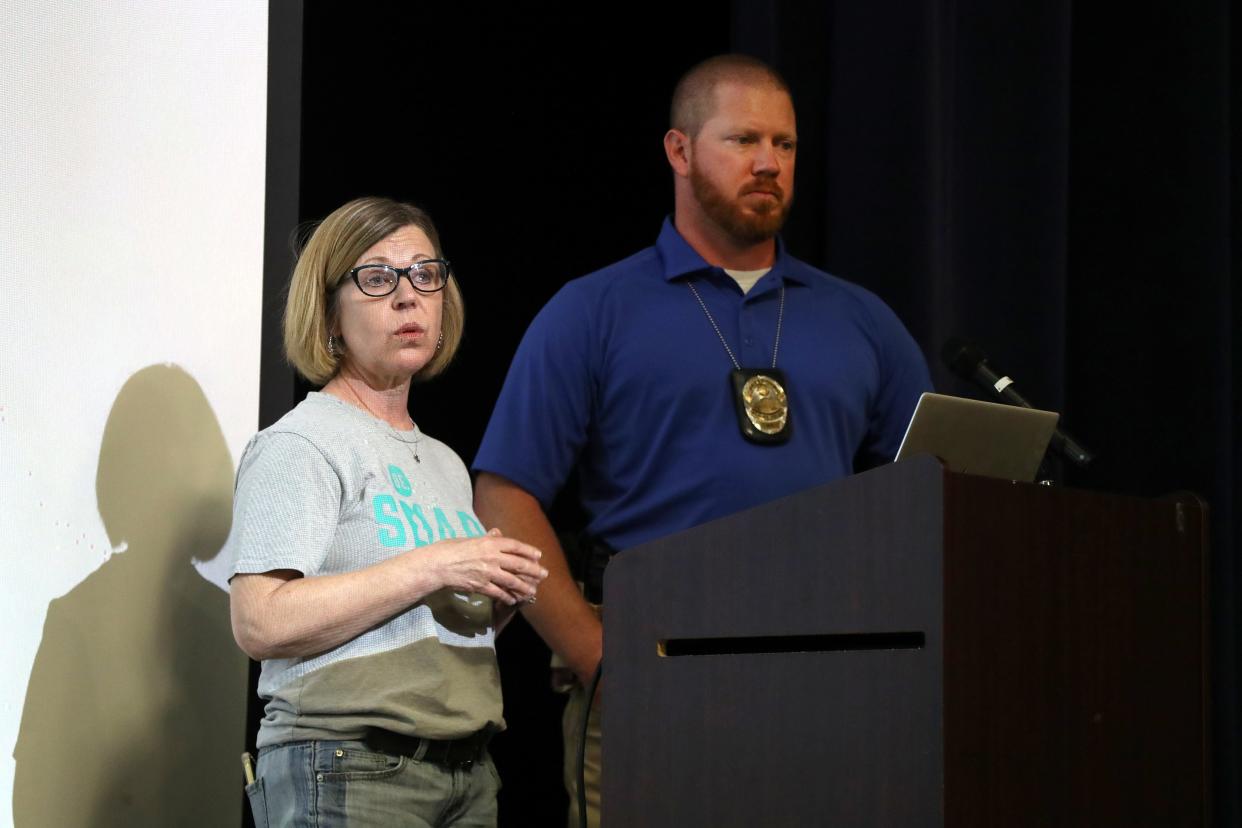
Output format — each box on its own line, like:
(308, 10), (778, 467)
(473, 54), (932, 826)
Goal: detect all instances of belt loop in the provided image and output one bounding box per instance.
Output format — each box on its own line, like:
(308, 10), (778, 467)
(412, 737), (429, 763)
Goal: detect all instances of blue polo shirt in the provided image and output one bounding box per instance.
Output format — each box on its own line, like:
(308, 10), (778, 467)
(473, 218), (931, 552)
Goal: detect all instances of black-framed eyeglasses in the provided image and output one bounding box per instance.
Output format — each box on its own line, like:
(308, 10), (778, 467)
(346, 259), (453, 297)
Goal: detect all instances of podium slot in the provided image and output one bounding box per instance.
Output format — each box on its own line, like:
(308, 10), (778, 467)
(657, 631), (925, 657)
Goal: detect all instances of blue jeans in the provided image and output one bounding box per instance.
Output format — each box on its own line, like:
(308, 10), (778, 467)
(248, 740), (500, 828)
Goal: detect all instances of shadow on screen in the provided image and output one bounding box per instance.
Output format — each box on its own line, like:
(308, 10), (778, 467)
(12, 364), (248, 827)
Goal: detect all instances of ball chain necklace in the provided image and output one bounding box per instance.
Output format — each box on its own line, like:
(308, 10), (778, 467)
(686, 281), (792, 444)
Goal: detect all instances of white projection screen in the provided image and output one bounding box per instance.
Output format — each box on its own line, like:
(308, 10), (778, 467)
(0, 3), (268, 825)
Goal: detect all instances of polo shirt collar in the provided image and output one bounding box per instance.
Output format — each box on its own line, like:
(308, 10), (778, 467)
(655, 216), (811, 287)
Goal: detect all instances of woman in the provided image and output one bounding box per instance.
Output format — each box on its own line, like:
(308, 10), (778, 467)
(226, 197), (547, 827)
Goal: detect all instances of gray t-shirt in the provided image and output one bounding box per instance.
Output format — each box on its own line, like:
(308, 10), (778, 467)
(225, 392), (501, 747)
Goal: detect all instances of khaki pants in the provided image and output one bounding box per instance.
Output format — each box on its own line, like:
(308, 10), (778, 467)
(558, 599), (602, 828)
(562, 679), (602, 828)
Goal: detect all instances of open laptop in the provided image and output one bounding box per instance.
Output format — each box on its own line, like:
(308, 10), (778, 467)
(894, 392), (1059, 482)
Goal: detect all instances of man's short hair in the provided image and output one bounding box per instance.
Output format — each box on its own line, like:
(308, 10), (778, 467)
(670, 54), (792, 138)
(283, 196), (465, 385)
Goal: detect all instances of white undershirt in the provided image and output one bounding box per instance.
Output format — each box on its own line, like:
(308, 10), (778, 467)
(723, 267), (772, 295)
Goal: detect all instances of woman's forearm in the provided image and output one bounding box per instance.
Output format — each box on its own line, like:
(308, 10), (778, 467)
(230, 552), (442, 660)
(230, 533), (546, 660)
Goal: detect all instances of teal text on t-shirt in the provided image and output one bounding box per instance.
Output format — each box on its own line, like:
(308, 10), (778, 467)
(372, 464), (485, 547)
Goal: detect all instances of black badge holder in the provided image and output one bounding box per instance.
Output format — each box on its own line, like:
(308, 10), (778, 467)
(729, 367), (793, 445)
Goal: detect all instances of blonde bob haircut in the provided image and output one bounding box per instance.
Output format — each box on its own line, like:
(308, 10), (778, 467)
(283, 197), (464, 385)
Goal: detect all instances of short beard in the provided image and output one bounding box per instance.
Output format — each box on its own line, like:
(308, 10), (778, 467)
(690, 165), (792, 246)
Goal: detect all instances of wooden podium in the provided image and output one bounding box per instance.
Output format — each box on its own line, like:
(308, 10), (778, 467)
(601, 455), (1209, 827)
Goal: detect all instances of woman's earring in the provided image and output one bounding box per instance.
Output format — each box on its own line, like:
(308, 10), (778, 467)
(436, 332), (443, 351)
(328, 334), (341, 357)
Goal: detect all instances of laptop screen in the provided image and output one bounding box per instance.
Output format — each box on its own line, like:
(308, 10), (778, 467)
(895, 393), (1059, 482)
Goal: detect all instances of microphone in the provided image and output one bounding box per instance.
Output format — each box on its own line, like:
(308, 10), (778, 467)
(941, 337), (1095, 468)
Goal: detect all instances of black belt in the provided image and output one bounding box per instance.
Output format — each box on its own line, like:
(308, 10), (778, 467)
(570, 532), (617, 604)
(363, 724), (496, 771)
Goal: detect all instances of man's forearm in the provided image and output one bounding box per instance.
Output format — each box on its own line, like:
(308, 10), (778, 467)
(474, 472), (603, 683)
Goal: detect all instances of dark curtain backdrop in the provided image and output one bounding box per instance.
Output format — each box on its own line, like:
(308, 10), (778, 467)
(258, 2), (1238, 825)
(734, 3), (1237, 823)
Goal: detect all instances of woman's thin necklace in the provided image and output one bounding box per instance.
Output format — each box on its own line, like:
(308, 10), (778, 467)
(339, 374), (420, 462)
